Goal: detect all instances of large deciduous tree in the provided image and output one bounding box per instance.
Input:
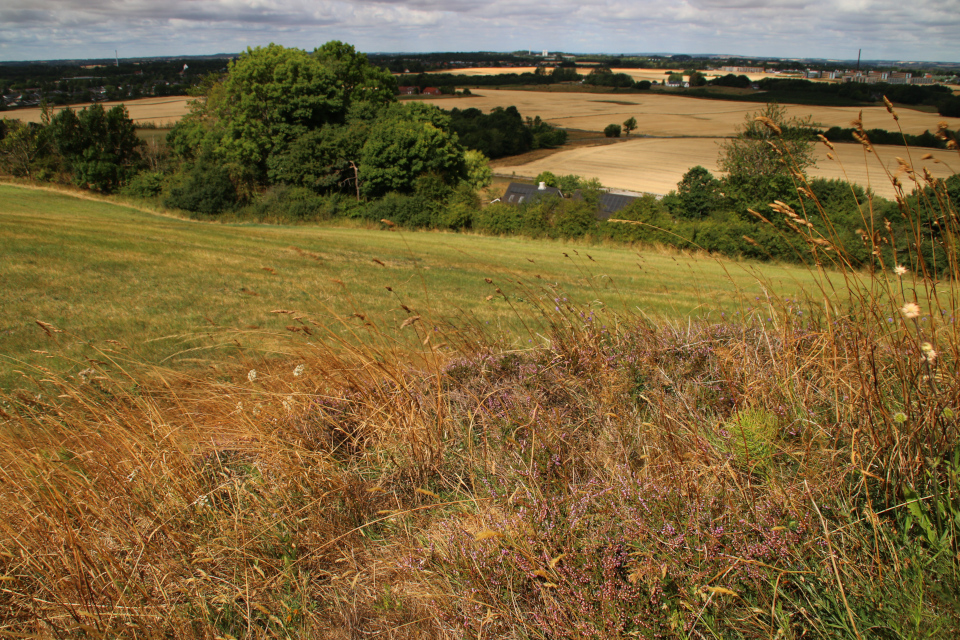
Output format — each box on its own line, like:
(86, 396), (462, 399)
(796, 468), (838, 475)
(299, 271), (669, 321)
(48, 103), (143, 192)
(179, 43), (395, 187)
(0, 120), (48, 178)
(718, 102), (819, 212)
(676, 166), (722, 219)
(359, 103), (466, 198)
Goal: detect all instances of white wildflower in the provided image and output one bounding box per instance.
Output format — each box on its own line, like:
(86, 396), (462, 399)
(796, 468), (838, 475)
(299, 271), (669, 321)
(921, 342), (937, 364)
(247, 369), (258, 382)
(894, 265), (908, 277)
(901, 302), (921, 319)
(293, 364), (305, 377)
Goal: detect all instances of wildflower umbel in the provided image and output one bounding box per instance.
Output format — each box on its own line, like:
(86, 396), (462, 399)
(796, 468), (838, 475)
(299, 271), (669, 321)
(894, 265), (908, 277)
(247, 369), (258, 382)
(901, 302), (921, 319)
(293, 364), (305, 377)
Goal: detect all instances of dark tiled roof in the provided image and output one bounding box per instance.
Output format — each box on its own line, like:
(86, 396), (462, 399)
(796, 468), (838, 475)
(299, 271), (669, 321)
(497, 182), (639, 220)
(597, 193), (638, 220)
(499, 182), (562, 205)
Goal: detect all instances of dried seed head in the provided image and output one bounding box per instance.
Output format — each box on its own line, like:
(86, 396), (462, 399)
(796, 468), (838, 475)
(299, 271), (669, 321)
(400, 315), (421, 328)
(882, 96), (899, 120)
(754, 116), (781, 135)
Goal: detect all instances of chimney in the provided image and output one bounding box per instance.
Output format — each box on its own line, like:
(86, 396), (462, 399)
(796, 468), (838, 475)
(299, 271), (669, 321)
(538, 181), (546, 190)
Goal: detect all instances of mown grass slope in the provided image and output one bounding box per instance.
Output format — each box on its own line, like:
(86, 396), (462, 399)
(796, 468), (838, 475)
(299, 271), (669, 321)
(0, 184), (831, 388)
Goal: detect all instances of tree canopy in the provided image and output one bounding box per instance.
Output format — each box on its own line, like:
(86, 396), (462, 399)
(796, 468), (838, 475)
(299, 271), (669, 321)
(169, 41), (404, 194)
(359, 103), (466, 197)
(718, 102), (819, 211)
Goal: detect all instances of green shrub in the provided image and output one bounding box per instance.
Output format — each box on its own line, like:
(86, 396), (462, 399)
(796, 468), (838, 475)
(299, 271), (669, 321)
(551, 200), (597, 238)
(439, 184), (480, 230)
(163, 160), (237, 215)
(120, 171), (164, 199)
(475, 202), (526, 235)
(362, 193), (435, 228)
(234, 185), (341, 223)
(715, 407), (779, 474)
(603, 123), (621, 138)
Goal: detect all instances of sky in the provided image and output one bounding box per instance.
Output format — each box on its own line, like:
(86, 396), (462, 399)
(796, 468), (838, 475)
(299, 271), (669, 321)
(1, 0), (958, 63)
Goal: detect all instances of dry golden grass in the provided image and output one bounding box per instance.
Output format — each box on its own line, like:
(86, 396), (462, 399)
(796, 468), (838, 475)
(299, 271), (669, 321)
(7, 96), (195, 126)
(495, 137), (959, 199)
(417, 88), (959, 137)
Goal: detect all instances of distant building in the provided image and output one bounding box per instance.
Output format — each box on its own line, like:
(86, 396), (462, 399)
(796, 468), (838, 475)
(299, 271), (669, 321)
(397, 86), (418, 95)
(421, 87), (442, 96)
(595, 192), (641, 221)
(721, 66), (765, 74)
(493, 182), (640, 220)
(493, 182), (562, 206)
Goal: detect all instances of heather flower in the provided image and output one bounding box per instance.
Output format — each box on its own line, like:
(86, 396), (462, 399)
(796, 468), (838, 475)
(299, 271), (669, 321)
(901, 302), (920, 319)
(293, 364), (305, 377)
(894, 265), (908, 276)
(248, 369), (258, 382)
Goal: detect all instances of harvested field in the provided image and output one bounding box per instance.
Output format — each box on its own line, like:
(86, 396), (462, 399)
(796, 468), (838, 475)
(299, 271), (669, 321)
(495, 137), (959, 199)
(416, 89), (957, 137)
(427, 66), (543, 76)
(432, 66), (810, 84)
(4, 96), (195, 126)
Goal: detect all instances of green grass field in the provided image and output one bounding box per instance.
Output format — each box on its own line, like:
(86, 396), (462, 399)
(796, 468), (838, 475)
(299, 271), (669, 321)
(1, 184), (835, 388)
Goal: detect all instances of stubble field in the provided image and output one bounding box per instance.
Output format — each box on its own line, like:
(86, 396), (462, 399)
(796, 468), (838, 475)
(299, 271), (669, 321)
(417, 89), (960, 197)
(430, 66), (814, 83)
(494, 136), (960, 198)
(8, 96), (194, 126)
(417, 88), (958, 137)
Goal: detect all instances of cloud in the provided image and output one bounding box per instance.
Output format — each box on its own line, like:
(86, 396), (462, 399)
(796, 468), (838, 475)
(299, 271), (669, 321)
(0, 0), (955, 62)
